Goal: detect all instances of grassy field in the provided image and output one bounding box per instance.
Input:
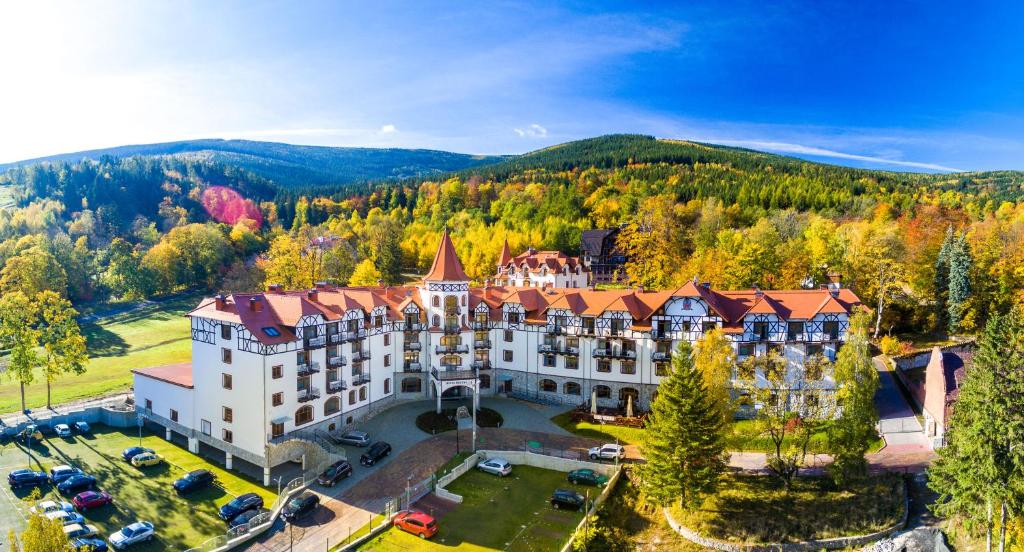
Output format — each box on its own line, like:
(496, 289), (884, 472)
(670, 473), (904, 543)
(550, 411), (646, 445)
(0, 424), (275, 550)
(359, 466), (588, 551)
(0, 294), (198, 414)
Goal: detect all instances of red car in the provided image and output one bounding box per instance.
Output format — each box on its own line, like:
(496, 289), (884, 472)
(72, 490), (112, 511)
(393, 510), (438, 539)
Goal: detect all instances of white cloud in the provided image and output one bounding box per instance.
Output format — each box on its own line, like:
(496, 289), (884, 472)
(710, 139), (964, 172)
(513, 124), (548, 138)
(380, 124), (397, 134)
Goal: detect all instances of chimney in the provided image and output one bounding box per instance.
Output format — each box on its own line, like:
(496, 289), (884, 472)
(753, 286), (763, 299)
(267, 283), (283, 293)
(306, 289), (318, 302)
(483, 278), (491, 288)
(376, 279), (384, 288)
(827, 272), (842, 290)
(314, 281), (328, 290)
(635, 285), (644, 293)
(214, 294), (227, 310)
(701, 281), (711, 289)
(249, 297), (263, 312)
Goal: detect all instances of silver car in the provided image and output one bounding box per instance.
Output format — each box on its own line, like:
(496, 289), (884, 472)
(337, 430), (371, 447)
(477, 457), (512, 477)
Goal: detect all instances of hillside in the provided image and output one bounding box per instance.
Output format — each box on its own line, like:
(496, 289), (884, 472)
(0, 139), (505, 188)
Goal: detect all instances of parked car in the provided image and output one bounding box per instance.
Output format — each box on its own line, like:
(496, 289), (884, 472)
(336, 430), (371, 447)
(109, 521), (154, 549)
(120, 447), (154, 462)
(588, 444), (626, 461)
(71, 537), (108, 552)
(8, 469), (48, 489)
(173, 469), (214, 494)
(58, 474), (98, 495)
(550, 489), (586, 511)
(50, 465), (85, 484)
(281, 492), (319, 521)
(54, 424), (73, 438)
(130, 452), (163, 468)
(567, 469), (609, 487)
(359, 441), (392, 466)
(73, 490), (113, 511)
(393, 510), (438, 539)
(317, 459), (353, 487)
(46, 510), (87, 526)
(218, 492), (264, 521)
(30, 499), (74, 515)
(16, 426), (43, 445)
(63, 523), (100, 539)
(228, 508), (269, 530)
(477, 457), (513, 477)
(74, 421), (91, 434)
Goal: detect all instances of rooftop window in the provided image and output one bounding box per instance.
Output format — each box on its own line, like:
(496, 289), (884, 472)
(262, 327), (281, 337)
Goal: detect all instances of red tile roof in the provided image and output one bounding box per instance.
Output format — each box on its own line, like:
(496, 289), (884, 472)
(424, 229), (469, 282)
(132, 363), (193, 389)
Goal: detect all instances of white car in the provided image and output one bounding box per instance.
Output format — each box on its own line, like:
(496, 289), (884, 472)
(54, 424), (72, 438)
(63, 523), (99, 539)
(30, 500), (74, 515)
(588, 444), (626, 461)
(109, 521), (155, 549)
(46, 510), (86, 526)
(477, 458), (513, 477)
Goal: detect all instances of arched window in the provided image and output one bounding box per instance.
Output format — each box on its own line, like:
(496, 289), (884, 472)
(348, 390), (357, 405)
(539, 379), (557, 393)
(359, 386), (367, 401)
(432, 295), (440, 307)
(479, 374), (491, 389)
(461, 295), (466, 306)
(564, 382), (581, 395)
(445, 295), (458, 314)
(384, 378), (391, 394)
(619, 387), (639, 403)
(295, 405), (313, 426)
(432, 314), (440, 327)
(401, 377), (422, 393)
(324, 397), (341, 415)
(594, 385), (611, 398)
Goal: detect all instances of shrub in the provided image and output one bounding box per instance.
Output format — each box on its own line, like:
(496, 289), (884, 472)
(879, 335), (904, 356)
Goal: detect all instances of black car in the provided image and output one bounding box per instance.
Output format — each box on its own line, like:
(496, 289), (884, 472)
(228, 507), (269, 530)
(121, 447), (154, 462)
(281, 492), (319, 522)
(218, 492), (264, 521)
(317, 460), (353, 487)
(71, 537), (108, 552)
(8, 469), (48, 489)
(550, 488), (586, 511)
(173, 469), (215, 494)
(57, 474), (97, 495)
(359, 442), (392, 466)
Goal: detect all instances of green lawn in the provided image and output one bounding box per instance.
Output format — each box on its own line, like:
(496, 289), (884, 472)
(359, 466), (589, 551)
(1, 424), (275, 550)
(670, 473), (904, 543)
(0, 294), (198, 414)
(552, 413), (884, 454)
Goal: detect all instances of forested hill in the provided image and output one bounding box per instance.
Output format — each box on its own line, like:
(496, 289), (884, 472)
(0, 139), (505, 187)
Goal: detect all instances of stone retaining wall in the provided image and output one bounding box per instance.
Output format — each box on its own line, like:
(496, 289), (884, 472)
(662, 479), (910, 551)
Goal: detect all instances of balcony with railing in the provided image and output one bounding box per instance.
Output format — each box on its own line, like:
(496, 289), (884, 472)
(352, 350), (372, 362)
(471, 360), (492, 370)
(435, 344), (469, 354)
(404, 341), (422, 351)
(652, 351), (672, 362)
(593, 347), (637, 360)
(328, 333), (343, 344)
(545, 325), (565, 336)
(352, 373), (371, 386)
(326, 380), (347, 394)
(431, 367), (479, 381)
(539, 343), (579, 356)
(342, 328), (367, 342)
(474, 339), (491, 349)
(650, 329), (673, 341)
(443, 324), (462, 335)
(304, 335), (327, 349)
(327, 355), (347, 367)
(472, 319), (490, 330)
(539, 342), (558, 354)
(403, 322), (424, 333)
(297, 387), (321, 403)
(403, 361), (423, 372)
(296, 362), (321, 376)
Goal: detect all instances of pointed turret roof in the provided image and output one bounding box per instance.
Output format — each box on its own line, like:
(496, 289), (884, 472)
(424, 229), (469, 282)
(498, 239), (513, 267)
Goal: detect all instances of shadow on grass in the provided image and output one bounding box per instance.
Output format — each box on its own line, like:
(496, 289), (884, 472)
(82, 323), (130, 357)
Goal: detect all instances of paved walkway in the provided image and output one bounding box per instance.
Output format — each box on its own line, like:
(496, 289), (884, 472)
(873, 357), (930, 447)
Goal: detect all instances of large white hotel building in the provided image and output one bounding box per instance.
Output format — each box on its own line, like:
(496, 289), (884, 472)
(133, 231), (861, 481)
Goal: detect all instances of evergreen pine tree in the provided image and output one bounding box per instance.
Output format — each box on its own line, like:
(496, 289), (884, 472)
(934, 226), (953, 328)
(946, 231), (972, 334)
(637, 341), (727, 509)
(929, 308), (1024, 551)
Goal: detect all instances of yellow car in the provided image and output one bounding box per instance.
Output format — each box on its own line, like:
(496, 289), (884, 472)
(130, 452), (164, 468)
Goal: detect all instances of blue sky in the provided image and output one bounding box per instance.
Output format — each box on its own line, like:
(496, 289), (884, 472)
(1, 1), (1022, 171)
